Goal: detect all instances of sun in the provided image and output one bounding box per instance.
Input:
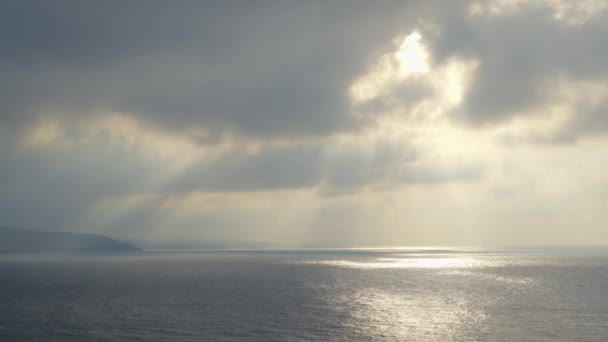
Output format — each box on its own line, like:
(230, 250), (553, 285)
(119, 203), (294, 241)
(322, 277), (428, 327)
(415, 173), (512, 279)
(395, 31), (430, 75)
(349, 30), (431, 103)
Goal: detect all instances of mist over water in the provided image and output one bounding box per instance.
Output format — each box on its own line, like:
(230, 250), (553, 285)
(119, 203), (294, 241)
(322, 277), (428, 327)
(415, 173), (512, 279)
(1, 248), (607, 341)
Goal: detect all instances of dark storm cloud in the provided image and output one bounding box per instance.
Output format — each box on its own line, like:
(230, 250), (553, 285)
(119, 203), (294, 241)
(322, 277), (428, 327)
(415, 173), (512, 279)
(2, 1), (607, 140)
(0, 0), (430, 138)
(428, 2), (608, 134)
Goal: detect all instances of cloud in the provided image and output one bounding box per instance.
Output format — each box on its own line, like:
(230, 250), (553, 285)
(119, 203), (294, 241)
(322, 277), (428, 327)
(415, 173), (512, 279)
(0, 1), (430, 139)
(4, 1), (608, 141)
(168, 137), (483, 196)
(169, 143), (325, 193)
(0, 112), (484, 237)
(2, 1), (608, 246)
(429, 0), (608, 139)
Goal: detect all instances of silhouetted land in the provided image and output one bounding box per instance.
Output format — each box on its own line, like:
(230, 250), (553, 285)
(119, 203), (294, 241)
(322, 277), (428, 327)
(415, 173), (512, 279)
(0, 226), (140, 253)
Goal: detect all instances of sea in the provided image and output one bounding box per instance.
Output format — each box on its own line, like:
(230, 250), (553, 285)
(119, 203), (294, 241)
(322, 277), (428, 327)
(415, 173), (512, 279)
(1, 247), (607, 341)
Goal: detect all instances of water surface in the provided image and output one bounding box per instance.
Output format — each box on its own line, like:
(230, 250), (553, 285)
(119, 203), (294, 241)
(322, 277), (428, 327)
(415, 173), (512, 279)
(1, 248), (607, 341)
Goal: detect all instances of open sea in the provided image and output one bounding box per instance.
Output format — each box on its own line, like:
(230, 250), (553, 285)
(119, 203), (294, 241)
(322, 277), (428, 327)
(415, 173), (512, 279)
(1, 248), (607, 341)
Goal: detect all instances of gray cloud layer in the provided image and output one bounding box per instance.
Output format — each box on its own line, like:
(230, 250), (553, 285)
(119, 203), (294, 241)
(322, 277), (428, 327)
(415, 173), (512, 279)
(3, 1), (607, 139)
(431, 2), (608, 131)
(2, 0), (608, 245)
(1, 1), (430, 139)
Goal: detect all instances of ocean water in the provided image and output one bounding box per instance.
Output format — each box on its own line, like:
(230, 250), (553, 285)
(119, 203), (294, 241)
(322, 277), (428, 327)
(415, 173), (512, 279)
(1, 248), (607, 341)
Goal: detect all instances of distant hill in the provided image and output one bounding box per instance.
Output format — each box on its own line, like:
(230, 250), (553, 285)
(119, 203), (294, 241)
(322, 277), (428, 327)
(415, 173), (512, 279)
(0, 226), (141, 253)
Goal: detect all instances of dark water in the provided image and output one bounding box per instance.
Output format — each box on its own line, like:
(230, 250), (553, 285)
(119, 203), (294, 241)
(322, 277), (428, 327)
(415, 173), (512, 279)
(1, 248), (607, 341)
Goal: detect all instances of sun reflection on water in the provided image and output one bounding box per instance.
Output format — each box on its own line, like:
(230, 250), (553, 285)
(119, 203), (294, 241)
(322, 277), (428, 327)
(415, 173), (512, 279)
(302, 256), (482, 269)
(342, 288), (487, 341)
(290, 252), (544, 339)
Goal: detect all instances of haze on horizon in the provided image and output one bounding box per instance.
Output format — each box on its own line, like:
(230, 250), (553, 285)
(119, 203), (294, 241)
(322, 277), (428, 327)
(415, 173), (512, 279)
(1, 0), (608, 248)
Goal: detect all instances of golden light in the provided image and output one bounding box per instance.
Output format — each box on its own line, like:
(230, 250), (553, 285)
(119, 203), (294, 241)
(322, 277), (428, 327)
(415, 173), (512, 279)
(395, 31), (430, 76)
(349, 30), (430, 103)
(301, 256), (480, 269)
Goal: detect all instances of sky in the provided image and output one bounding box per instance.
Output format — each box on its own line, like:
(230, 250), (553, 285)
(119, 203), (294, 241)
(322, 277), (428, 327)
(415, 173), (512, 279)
(2, 0), (608, 247)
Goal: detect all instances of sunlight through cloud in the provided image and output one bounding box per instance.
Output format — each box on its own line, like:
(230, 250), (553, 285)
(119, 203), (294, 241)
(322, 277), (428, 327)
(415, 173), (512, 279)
(349, 31), (430, 104)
